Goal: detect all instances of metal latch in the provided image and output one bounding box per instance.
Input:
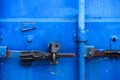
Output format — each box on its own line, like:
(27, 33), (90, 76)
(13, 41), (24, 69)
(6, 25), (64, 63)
(20, 42), (75, 64)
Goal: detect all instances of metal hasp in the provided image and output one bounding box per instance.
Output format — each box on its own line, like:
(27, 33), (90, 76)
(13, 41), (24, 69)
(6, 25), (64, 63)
(85, 46), (120, 58)
(20, 42), (75, 65)
(86, 49), (120, 58)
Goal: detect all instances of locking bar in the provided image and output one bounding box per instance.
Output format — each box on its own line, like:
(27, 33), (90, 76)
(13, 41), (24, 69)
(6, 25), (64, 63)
(20, 42), (75, 64)
(0, 43), (75, 64)
(85, 46), (120, 58)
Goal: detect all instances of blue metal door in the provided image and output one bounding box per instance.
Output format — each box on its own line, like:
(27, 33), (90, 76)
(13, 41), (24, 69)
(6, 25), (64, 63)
(1, 0), (120, 80)
(0, 0), (77, 80)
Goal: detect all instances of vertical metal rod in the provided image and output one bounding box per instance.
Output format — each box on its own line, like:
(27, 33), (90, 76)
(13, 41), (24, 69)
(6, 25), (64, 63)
(78, 0), (85, 80)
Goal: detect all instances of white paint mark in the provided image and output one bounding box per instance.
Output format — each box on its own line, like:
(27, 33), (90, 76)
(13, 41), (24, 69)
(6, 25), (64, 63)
(50, 72), (56, 75)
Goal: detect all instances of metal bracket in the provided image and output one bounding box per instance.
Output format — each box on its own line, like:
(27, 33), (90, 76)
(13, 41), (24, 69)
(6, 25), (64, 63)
(21, 22), (36, 32)
(85, 45), (120, 58)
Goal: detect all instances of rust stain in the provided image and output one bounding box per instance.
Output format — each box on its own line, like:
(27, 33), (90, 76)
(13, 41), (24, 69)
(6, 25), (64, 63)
(93, 50), (106, 57)
(6, 50), (11, 58)
(86, 50), (120, 58)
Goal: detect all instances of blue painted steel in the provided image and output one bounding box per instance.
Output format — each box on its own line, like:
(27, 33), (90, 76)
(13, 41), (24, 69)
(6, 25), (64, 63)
(0, 0), (77, 80)
(85, 0), (120, 80)
(0, 0), (120, 80)
(78, 0), (86, 80)
(86, 57), (120, 80)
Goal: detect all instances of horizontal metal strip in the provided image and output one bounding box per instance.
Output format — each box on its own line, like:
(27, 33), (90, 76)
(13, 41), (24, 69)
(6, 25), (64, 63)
(86, 18), (120, 22)
(0, 18), (77, 22)
(1, 18), (120, 22)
